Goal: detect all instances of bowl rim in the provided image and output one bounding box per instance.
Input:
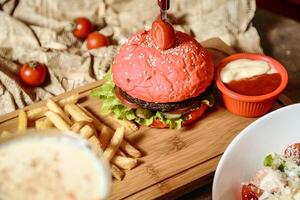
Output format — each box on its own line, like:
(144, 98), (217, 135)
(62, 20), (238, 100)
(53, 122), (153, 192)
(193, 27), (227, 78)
(215, 53), (288, 102)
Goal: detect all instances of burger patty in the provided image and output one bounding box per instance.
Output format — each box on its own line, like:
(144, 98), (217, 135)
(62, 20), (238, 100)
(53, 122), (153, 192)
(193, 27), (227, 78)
(119, 87), (200, 112)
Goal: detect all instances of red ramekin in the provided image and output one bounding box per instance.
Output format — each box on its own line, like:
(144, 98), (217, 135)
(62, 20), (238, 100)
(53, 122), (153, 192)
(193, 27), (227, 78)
(215, 53), (288, 117)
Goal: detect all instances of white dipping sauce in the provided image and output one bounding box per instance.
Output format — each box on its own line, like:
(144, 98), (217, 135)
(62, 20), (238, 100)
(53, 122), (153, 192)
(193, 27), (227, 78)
(220, 59), (277, 83)
(0, 133), (108, 200)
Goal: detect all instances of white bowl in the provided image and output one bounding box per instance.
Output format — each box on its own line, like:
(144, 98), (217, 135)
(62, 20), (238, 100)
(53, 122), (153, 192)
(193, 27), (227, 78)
(212, 103), (300, 200)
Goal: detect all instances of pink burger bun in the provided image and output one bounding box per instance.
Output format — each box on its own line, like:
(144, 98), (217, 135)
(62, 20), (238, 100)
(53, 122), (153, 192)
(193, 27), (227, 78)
(112, 30), (214, 103)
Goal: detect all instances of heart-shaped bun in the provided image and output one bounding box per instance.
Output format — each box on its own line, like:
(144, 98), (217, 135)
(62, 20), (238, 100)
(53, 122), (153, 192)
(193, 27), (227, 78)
(112, 30), (214, 103)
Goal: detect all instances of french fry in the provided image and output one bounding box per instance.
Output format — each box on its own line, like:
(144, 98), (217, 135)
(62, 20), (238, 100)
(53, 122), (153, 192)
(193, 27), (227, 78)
(58, 93), (79, 106)
(117, 150), (127, 157)
(112, 155), (138, 170)
(76, 105), (105, 132)
(27, 94), (79, 121)
(89, 135), (137, 170)
(88, 136), (125, 180)
(79, 124), (95, 139)
(18, 110), (27, 131)
(45, 111), (71, 131)
(99, 126), (114, 149)
(27, 107), (48, 120)
(89, 135), (103, 152)
(35, 117), (53, 129)
(103, 127), (125, 161)
(79, 105), (141, 157)
(111, 164), (125, 181)
(0, 130), (12, 138)
(76, 105), (114, 149)
(120, 140), (142, 158)
(46, 99), (72, 125)
(71, 121), (88, 133)
(106, 115), (139, 134)
(64, 104), (93, 123)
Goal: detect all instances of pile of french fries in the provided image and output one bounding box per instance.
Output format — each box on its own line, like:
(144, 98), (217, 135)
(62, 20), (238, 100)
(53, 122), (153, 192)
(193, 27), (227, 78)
(3, 93), (142, 181)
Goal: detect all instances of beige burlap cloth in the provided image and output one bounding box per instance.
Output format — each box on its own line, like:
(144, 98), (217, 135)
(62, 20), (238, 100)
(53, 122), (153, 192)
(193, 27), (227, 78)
(0, 0), (262, 115)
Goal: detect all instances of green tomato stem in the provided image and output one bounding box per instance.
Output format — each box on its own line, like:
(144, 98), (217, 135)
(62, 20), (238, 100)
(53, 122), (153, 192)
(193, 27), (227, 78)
(28, 62), (37, 68)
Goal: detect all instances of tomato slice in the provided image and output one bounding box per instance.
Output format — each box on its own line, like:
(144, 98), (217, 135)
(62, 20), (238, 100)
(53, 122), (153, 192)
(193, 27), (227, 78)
(241, 184), (263, 200)
(182, 104), (208, 126)
(150, 104), (208, 128)
(151, 20), (175, 50)
(114, 87), (140, 109)
(150, 119), (169, 129)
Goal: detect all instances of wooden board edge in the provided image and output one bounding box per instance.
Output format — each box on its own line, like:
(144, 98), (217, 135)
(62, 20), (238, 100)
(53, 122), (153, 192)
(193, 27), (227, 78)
(0, 80), (104, 123)
(278, 93), (294, 106)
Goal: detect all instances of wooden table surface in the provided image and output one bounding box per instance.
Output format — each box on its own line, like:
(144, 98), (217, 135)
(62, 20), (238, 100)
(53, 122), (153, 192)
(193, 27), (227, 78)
(177, 8), (300, 200)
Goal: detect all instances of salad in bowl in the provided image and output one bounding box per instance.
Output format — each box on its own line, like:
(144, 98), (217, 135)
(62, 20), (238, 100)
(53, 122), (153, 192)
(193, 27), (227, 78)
(242, 143), (300, 199)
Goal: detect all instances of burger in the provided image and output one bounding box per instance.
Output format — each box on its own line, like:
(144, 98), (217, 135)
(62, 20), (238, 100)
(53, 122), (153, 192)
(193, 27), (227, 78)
(92, 20), (214, 129)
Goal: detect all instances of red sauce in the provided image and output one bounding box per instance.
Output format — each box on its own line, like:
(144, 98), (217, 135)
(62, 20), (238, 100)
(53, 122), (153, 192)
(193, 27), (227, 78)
(225, 73), (281, 96)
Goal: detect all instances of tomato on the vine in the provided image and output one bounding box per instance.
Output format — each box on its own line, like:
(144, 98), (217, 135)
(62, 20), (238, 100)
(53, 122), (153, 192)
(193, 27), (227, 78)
(19, 62), (48, 87)
(73, 17), (93, 39)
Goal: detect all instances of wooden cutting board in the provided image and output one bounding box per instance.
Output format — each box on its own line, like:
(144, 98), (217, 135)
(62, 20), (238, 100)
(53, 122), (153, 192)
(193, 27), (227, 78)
(0, 80), (290, 200)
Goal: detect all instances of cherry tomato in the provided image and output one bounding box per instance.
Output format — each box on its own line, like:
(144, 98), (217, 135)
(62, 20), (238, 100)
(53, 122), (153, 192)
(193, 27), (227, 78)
(114, 87), (140, 109)
(182, 104), (208, 126)
(73, 17), (93, 39)
(151, 19), (176, 50)
(150, 118), (169, 129)
(86, 32), (109, 50)
(19, 62), (47, 87)
(241, 184), (262, 200)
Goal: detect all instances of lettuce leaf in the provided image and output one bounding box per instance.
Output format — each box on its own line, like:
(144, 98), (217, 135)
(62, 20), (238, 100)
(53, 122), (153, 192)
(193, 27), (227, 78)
(91, 70), (183, 129)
